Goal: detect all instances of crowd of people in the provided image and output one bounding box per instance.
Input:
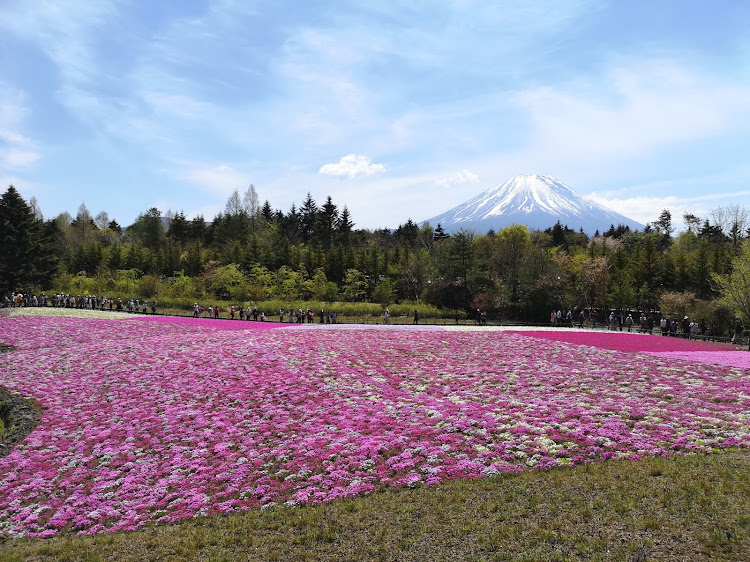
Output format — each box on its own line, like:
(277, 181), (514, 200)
(191, 303), (339, 324)
(2, 291), (157, 313)
(3, 292), (48, 307)
(545, 305), (738, 342)
(3, 290), (744, 343)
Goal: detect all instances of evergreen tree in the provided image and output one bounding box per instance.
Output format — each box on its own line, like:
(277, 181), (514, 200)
(433, 223), (450, 241)
(337, 206), (354, 249)
(108, 242), (124, 270)
(299, 193), (318, 244)
(318, 195), (339, 249)
(188, 215), (207, 244)
(260, 200), (274, 222)
(167, 211), (190, 245)
(0, 186), (57, 292)
(129, 207), (165, 252)
(283, 203), (300, 244)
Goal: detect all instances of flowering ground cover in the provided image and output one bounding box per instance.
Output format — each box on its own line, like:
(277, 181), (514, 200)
(511, 329), (750, 369)
(509, 330), (735, 352)
(0, 315), (748, 538)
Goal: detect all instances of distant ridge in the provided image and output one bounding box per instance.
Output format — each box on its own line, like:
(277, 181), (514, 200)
(425, 174), (643, 235)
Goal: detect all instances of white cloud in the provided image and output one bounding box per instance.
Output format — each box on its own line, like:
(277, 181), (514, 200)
(588, 188), (750, 231)
(0, 87), (40, 170)
(436, 169), (480, 188)
(1, 149), (40, 168)
(142, 92), (215, 120)
(588, 194), (684, 227)
(514, 59), (750, 161)
(0, 129), (28, 145)
(319, 154), (386, 179)
(181, 164), (252, 197)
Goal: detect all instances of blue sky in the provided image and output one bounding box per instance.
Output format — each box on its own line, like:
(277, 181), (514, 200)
(2, 1), (750, 231)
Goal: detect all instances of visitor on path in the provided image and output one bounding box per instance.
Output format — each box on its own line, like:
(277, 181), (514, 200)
(384, 309), (390, 324)
(681, 316), (690, 338)
(591, 309), (598, 329)
(625, 314), (634, 332)
(578, 310), (585, 328)
(413, 309), (419, 324)
(732, 320), (744, 344)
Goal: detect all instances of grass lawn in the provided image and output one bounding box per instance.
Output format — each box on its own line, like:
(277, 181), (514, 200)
(1, 450), (748, 561)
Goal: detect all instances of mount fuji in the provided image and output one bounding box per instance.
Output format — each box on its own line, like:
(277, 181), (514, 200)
(425, 174), (643, 235)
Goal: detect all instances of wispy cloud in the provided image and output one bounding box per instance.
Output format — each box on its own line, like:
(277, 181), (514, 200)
(319, 155), (386, 179)
(1, 149), (40, 168)
(514, 59), (750, 162)
(436, 170), (480, 188)
(2, 2), (750, 230)
(180, 164), (253, 197)
(0, 85), (39, 171)
(589, 188), (750, 229)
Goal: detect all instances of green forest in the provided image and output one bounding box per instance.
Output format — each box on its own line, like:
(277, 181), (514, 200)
(2, 184), (750, 334)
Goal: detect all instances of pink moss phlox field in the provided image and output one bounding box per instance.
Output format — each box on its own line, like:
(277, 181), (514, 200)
(134, 315), (287, 331)
(0, 317), (748, 537)
(646, 351), (750, 369)
(511, 331), (735, 353)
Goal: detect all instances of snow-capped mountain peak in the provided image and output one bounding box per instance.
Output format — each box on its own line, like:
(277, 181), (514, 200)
(425, 174), (642, 234)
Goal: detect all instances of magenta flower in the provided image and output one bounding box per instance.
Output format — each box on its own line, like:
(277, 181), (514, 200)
(0, 316), (747, 537)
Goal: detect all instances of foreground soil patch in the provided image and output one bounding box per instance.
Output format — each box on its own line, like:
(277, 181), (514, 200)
(0, 344), (41, 458)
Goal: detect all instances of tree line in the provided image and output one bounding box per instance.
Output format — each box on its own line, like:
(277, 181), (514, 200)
(2, 184), (750, 332)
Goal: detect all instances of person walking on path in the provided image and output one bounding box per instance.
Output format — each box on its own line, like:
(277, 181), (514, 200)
(732, 320), (744, 345)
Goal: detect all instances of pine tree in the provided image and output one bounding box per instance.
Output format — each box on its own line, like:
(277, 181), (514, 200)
(337, 206), (354, 249)
(260, 200), (274, 222)
(318, 195), (339, 249)
(299, 193), (318, 244)
(433, 223), (450, 241)
(167, 211), (190, 245)
(0, 185), (57, 292)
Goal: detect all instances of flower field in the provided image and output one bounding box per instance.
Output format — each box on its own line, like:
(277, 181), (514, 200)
(0, 314), (748, 538)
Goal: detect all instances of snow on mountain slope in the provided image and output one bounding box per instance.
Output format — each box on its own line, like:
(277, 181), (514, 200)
(425, 174), (643, 234)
